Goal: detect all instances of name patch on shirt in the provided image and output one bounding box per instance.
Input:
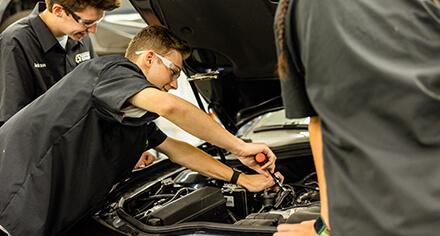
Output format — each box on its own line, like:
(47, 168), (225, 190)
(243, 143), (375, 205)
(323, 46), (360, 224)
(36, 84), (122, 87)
(75, 51), (91, 64)
(34, 63), (47, 68)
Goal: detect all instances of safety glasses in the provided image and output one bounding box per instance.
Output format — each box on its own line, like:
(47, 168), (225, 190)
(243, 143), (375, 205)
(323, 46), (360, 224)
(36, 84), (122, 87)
(135, 51), (182, 79)
(62, 5), (105, 28)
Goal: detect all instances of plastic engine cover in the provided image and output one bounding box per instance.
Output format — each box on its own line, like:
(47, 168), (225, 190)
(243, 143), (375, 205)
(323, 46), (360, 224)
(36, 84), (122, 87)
(148, 186), (228, 225)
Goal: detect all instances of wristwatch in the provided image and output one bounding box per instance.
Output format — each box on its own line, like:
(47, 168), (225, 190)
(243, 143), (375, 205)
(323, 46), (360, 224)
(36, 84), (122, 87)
(230, 169), (241, 184)
(314, 216), (331, 236)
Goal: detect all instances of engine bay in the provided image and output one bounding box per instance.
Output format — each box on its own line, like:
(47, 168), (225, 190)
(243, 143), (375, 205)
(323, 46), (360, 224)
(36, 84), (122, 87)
(119, 168), (320, 228)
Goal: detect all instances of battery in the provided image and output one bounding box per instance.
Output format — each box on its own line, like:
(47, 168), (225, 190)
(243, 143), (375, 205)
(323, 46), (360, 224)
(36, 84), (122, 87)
(222, 184), (248, 220)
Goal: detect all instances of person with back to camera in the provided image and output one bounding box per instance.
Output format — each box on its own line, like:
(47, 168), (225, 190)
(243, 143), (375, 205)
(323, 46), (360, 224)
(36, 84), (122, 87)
(273, 0), (440, 235)
(0, 25), (281, 236)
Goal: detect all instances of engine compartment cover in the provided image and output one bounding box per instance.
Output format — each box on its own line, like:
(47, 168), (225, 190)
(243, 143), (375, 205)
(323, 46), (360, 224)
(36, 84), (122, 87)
(148, 186), (227, 225)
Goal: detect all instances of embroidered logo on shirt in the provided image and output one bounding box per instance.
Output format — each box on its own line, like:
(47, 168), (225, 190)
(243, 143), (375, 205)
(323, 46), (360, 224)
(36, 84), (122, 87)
(75, 51), (91, 64)
(34, 63), (47, 68)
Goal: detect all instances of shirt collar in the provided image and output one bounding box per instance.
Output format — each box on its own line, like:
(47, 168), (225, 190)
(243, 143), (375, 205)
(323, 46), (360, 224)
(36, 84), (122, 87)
(30, 1), (46, 15)
(29, 2), (82, 53)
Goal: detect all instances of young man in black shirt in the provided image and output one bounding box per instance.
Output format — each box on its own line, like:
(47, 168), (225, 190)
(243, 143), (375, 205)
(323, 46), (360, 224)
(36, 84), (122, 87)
(0, 25), (278, 236)
(0, 0), (120, 126)
(273, 0), (440, 235)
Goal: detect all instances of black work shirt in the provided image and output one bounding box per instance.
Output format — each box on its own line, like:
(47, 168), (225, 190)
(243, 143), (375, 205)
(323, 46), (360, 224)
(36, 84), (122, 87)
(0, 3), (96, 125)
(0, 55), (167, 236)
(279, 0), (440, 235)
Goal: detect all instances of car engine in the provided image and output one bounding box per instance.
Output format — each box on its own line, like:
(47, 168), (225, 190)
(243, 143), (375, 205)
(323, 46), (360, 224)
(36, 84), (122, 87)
(94, 111), (317, 234)
(119, 168), (319, 228)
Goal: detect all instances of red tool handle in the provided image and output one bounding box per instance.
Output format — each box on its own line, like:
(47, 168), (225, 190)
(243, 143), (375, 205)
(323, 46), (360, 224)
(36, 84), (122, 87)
(255, 152), (286, 191)
(255, 152), (267, 165)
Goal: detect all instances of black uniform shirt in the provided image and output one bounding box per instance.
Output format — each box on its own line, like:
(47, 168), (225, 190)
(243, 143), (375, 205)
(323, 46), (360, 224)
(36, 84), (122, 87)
(0, 3), (96, 125)
(279, 0), (440, 235)
(0, 55), (167, 236)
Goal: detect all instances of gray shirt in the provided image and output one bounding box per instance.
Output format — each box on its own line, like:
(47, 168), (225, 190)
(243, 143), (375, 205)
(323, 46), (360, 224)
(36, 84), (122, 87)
(280, 0), (440, 235)
(0, 3), (96, 125)
(0, 55), (166, 236)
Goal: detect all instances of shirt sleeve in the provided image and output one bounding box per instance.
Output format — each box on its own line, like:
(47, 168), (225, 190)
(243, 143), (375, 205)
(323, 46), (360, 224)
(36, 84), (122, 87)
(145, 122), (168, 149)
(278, 0), (317, 119)
(0, 40), (36, 123)
(280, 76), (317, 119)
(92, 60), (159, 125)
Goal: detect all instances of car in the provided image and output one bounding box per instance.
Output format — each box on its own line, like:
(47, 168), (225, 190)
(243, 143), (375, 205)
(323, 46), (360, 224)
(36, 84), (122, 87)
(63, 0), (320, 235)
(88, 0), (146, 55)
(0, 0), (36, 32)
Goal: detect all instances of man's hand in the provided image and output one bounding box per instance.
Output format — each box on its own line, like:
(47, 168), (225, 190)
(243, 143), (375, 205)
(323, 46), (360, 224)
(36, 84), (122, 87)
(274, 221), (317, 236)
(234, 143), (277, 177)
(239, 173), (274, 192)
(134, 151), (156, 169)
(238, 171), (283, 192)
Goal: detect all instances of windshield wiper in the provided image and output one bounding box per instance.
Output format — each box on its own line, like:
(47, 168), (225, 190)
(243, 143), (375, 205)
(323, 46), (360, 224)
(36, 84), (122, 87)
(253, 124), (308, 133)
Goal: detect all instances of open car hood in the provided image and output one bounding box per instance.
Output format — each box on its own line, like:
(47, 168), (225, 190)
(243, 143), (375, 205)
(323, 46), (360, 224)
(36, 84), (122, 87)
(130, 0), (281, 132)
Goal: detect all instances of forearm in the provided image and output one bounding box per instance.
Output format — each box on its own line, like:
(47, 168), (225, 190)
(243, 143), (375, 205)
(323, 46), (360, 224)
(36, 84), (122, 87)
(156, 138), (234, 182)
(163, 101), (243, 153)
(309, 116), (329, 226)
(156, 137), (276, 192)
(130, 88), (245, 154)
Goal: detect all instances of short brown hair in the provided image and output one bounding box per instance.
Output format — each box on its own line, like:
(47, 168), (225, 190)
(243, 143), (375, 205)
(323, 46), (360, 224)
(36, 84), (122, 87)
(46, 0), (121, 12)
(125, 25), (192, 61)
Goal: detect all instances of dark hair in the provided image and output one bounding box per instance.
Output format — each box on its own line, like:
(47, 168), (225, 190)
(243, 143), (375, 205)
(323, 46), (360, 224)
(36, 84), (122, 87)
(46, 0), (121, 12)
(125, 25), (192, 61)
(274, 0), (290, 80)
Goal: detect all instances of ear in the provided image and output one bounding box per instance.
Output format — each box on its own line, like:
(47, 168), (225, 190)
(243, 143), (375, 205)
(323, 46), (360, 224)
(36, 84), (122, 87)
(51, 3), (64, 17)
(143, 50), (155, 66)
